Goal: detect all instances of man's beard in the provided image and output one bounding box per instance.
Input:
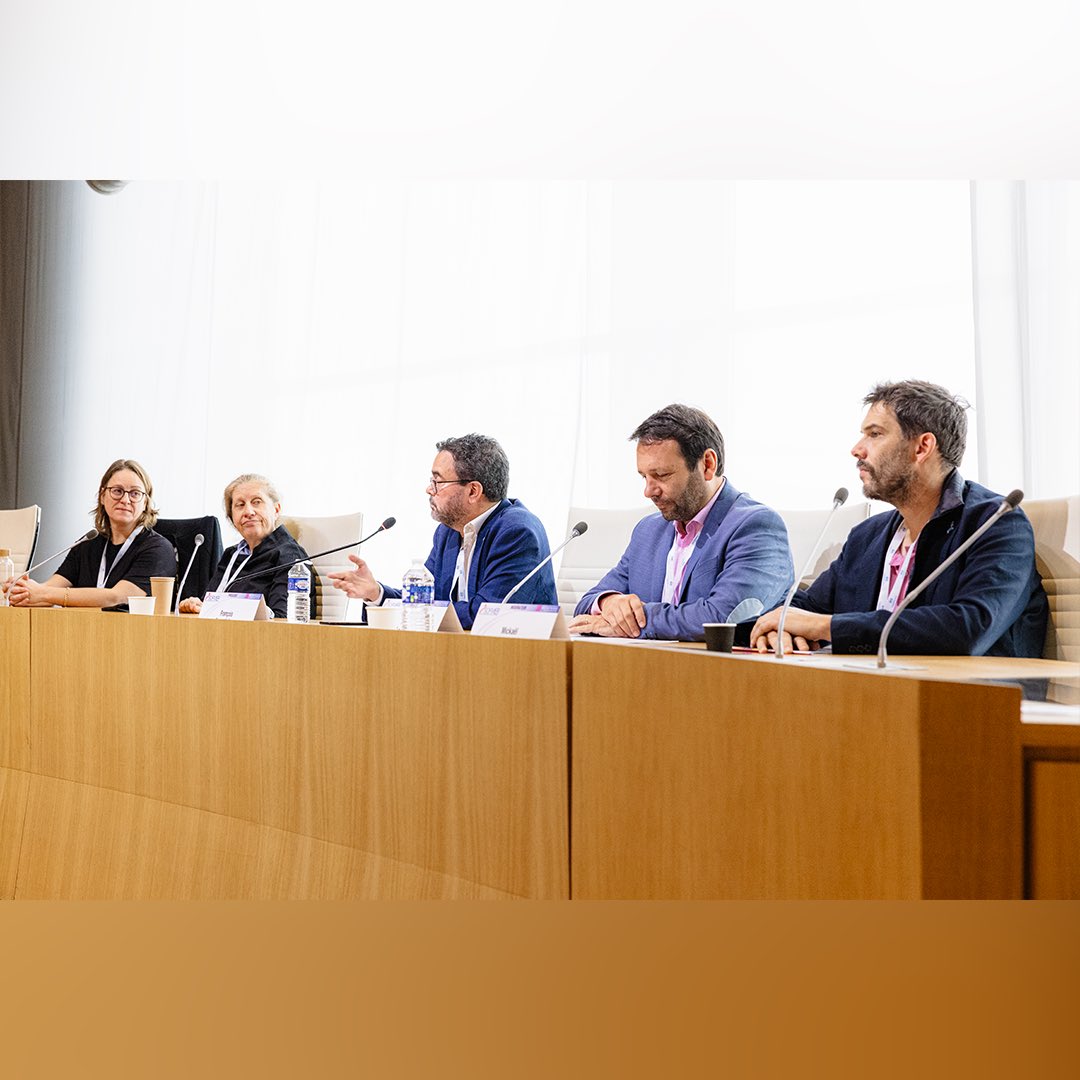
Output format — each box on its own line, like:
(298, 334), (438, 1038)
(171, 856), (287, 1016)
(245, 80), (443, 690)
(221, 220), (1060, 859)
(859, 453), (914, 503)
(430, 497), (465, 530)
(660, 470), (710, 523)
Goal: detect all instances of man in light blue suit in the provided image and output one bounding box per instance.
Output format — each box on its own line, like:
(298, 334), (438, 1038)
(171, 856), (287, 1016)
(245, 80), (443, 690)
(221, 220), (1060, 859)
(330, 433), (556, 630)
(569, 404), (793, 641)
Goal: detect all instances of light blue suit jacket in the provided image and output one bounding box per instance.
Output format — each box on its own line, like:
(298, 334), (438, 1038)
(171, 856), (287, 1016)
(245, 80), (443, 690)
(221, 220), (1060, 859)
(575, 480), (793, 641)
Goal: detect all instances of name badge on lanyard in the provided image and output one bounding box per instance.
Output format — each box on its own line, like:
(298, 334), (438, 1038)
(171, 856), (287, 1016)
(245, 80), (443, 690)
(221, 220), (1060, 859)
(217, 547), (252, 593)
(97, 526), (144, 588)
(877, 526), (917, 613)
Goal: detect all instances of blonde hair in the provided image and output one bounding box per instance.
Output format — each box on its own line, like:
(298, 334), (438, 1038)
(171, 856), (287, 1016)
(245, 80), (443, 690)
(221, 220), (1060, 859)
(223, 473), (282, 523)
(93, 459), (158, 534)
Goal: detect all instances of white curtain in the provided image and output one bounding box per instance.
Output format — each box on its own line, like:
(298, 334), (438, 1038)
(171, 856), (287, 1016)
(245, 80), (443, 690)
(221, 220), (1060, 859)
(13, 179), (1049, 580)
(971, 181), (1080, 500)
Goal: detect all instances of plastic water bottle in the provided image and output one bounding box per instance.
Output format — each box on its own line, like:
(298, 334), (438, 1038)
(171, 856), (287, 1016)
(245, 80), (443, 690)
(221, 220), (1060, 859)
(0, 548), (13, 607)
(402, 559), (434, 631)
(286, 561), (312, 623)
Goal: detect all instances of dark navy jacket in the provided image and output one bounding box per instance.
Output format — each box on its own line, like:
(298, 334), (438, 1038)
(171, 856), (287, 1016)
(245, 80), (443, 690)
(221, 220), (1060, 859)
(210, 524), (311, 620)
(383, 498), (556, 630)
(790, 471), (1048, 656)
(575, 480), (794, 641)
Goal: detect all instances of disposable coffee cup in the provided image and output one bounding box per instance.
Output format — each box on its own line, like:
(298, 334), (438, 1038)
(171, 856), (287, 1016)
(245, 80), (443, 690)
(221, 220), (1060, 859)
(150, 576), (175, 616)
(128, 596), (156, 616)
(365, 604), (401, 630)
(704, 622), (736, 653)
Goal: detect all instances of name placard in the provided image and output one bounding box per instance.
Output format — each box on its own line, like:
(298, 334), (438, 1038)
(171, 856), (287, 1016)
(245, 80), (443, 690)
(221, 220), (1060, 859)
(470, 603), (569, 640)
(199, 592), (271, 621)
(432, 600), (464, 634)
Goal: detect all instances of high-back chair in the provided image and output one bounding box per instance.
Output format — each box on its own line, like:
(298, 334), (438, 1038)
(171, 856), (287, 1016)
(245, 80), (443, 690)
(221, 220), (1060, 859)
(779, 501), (874, 587)
(155, 516), (225, 606)
(555, 505), (653, 616)
(0, 504), (42, 576)
(1024, 495), (1080, 662)
(281, 512), (364, 621)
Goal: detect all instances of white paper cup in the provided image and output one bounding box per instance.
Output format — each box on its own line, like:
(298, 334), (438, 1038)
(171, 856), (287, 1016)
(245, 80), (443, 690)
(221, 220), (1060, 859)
(129, 596), (156, 616)
(365, 604), (401, 630)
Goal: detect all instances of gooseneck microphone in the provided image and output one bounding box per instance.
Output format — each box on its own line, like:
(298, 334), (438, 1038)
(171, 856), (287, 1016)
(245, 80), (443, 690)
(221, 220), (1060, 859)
(502, 521), (588, 604)
(174, 533), (204, 612)
(875, 489), (1023, 668)
(226, 517), (397, 589)
(775, 488), (849, 658)
(24, 529), (100, 577)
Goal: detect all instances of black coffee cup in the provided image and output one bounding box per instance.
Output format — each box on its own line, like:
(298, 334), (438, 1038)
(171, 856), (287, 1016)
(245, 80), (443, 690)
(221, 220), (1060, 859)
(703, 622), (736, 653)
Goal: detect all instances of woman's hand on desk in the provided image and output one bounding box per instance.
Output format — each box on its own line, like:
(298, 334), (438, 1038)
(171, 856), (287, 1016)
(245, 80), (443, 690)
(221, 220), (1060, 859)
(7, 575), (55, 607)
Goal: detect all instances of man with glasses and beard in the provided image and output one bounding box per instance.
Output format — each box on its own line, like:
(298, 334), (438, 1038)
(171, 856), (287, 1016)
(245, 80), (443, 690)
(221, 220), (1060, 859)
(330, 433), (555, 630)
(569, 403), (793, 641)
(750, 380), (1048, 656)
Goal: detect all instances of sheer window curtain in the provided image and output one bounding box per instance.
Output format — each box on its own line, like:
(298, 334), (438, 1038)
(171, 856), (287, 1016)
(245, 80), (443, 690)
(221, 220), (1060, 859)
(10, 179), (1062, 581)
(971, 181), (1080, 499)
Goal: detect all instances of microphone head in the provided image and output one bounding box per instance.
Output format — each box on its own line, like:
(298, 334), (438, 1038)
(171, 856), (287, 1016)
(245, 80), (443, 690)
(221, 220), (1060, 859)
(833, 487), (849, 507)
(1004, 489), (1024, 510)
(194, 533), (205, 545)
(83, 529), (99, 541)
(572, 521), (589, 537)
(381, 516), (396, 531)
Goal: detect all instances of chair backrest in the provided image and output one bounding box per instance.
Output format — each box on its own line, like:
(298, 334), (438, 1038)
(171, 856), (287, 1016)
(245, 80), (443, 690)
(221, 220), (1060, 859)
(155, 516), (226, 605)
(780, 501), (873, 587)
(556, 505), (653, 616)
(1024, 495), (1080, 662)
(0, 505), (42, 576)
(281, 512), (364, 621)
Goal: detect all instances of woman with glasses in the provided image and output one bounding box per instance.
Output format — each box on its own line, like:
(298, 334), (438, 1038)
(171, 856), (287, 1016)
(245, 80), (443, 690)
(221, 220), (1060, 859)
(5, 458), (176, 608)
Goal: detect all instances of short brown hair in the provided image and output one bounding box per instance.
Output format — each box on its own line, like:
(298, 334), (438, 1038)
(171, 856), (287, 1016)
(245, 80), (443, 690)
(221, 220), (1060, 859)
(863, 380), (969, 469)
(631, 404), (726, 474)
(93, 459), (158, 534)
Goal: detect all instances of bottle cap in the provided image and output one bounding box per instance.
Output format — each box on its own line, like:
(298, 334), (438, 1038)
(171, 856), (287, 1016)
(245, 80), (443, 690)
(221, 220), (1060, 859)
(0, 548), (9, 557)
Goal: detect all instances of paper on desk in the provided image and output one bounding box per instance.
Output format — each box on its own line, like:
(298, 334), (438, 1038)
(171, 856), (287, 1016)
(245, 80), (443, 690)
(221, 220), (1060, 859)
(1021, 700), (1080, 725)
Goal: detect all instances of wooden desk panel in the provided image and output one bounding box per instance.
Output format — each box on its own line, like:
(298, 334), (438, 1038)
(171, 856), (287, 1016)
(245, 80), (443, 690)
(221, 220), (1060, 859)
(16, 773), (518, 899)
(0, 767), (30, 899)
(0, 607), (31, 771)
(571, 644), (1023, 899)
(27, 611), (569, 899)
(1027, 761), (1080, 899)
(10, 609), (1076, 900)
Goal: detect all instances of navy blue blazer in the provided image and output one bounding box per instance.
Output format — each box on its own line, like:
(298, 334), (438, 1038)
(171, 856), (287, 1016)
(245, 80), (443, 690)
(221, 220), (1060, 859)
(383, 498), (556, 630)
(790, 471), (1048, 656)
(575, 480), (794, 641)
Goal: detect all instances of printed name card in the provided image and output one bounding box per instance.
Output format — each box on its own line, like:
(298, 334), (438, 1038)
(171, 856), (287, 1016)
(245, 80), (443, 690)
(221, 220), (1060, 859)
(471, 603), (569, 640)
(431, 600), (464, 633)
(342, 597), (463, 633)
(198, 592), (271, 621)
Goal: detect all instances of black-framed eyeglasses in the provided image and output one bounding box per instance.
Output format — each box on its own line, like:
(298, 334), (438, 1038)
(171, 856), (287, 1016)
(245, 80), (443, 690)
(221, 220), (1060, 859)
(427, 477), (471, 492)
(104, 486), (147, 504)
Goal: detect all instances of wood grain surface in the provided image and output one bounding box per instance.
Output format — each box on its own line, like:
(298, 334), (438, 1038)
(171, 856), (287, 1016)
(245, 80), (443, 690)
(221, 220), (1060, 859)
(25, 611), (569, 899)
(571, 646), (1023, 899)
(0, 607), (31, 771)
(6, 610), (1077, 899)
(1027, 761), (1080, 899)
